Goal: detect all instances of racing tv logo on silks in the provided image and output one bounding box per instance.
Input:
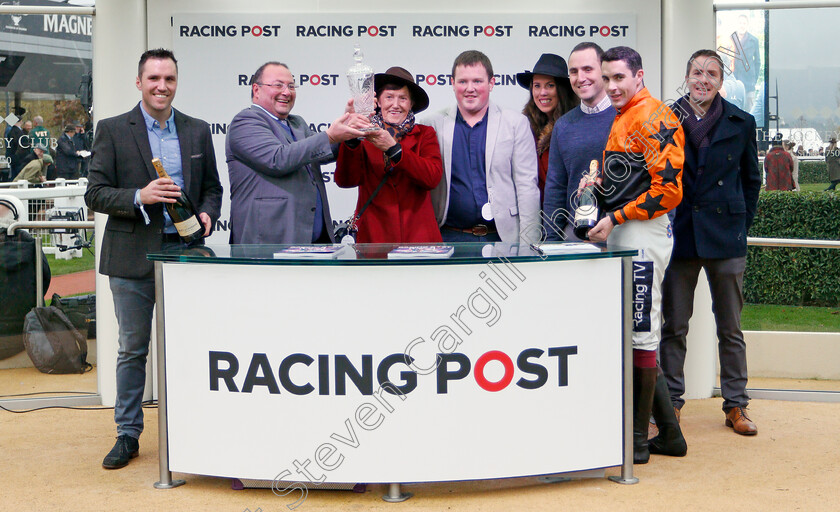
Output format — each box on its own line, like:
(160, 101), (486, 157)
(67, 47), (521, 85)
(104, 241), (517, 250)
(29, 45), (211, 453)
(633, 261), (653, 332)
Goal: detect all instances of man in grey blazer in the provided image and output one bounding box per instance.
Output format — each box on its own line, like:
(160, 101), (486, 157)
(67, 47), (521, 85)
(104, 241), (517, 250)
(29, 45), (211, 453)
(85, 49), (222, 469)
(424, 50), (540, 245)
(226, 61), (367, 244)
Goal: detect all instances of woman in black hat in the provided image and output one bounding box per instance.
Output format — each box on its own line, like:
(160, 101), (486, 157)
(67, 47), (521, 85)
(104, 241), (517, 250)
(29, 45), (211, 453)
(335, 66), (443, 243)
(517, 54), (578, 205)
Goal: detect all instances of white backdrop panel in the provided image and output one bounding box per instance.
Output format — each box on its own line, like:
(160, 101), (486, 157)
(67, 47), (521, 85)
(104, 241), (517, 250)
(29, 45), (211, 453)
(172, 13), (636, 243)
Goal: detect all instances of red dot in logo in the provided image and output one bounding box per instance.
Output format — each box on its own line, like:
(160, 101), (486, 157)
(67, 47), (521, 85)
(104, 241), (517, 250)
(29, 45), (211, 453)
(251, 25), (262, 37)
(426, 74), (437, 86)
(484, 25), (495, 37)
(600, 25), (610, 37)
(474, 350), (514, 392)
(310, 74), (321, 86)
(368, 25), (379, 37)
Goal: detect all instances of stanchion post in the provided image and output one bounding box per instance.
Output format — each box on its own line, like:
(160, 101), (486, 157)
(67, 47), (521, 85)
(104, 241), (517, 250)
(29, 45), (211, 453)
(609, 256), (638, 485)
(153, 261), (185, 489)
(35, 236), (44, 307)
(382, 483), (412, 503)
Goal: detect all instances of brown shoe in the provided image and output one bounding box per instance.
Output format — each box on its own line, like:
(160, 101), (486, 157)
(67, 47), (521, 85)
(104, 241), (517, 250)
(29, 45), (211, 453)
(674, 407), (681, 423)
(648, 419), (658, 439)
(725, 406), (757, 436)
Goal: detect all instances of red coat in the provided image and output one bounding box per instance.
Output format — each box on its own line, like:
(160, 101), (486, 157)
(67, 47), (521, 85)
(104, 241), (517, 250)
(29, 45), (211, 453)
(764, 147), (794, 191)
(538, 147), (549, 206)
(335, 124), (443, 243)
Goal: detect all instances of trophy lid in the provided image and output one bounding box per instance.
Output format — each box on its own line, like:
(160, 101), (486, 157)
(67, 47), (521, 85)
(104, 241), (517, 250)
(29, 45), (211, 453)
(349, 43), (373, 74)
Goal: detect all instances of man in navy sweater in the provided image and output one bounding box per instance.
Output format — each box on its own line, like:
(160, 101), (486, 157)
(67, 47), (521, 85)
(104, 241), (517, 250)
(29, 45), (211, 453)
(543, 42), (615, 240)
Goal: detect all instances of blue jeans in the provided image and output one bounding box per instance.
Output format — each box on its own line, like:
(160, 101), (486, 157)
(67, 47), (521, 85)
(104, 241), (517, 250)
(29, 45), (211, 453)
(109, 276), (156, 439)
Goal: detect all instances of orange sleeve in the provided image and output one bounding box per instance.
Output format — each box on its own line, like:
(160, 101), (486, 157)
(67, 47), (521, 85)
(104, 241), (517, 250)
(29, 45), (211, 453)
(612, 104), (684, 224)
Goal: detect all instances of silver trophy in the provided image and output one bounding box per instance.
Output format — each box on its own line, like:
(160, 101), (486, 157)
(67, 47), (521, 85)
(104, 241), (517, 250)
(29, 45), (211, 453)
(347, 43), (378, 132)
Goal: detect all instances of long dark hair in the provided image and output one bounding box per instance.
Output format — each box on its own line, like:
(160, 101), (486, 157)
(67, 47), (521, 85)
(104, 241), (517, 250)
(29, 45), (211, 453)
(522, 77), (578, 141)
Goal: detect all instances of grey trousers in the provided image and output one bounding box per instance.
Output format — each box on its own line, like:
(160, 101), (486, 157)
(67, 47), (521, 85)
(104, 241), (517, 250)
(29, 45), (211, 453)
(660, 256), (749, 412)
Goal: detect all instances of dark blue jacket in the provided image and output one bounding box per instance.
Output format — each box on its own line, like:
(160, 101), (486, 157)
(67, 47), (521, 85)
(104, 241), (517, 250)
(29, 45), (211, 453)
(672, 98), (761, 260)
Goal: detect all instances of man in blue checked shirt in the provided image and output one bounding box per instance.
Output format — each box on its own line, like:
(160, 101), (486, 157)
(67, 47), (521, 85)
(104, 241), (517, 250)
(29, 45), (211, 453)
(85, 48), (222, 470)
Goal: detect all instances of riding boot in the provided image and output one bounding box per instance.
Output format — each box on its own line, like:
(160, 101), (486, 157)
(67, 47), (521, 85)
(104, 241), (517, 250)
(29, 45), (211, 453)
(648, 370), (687, 457)
(633, 367), (657, 464)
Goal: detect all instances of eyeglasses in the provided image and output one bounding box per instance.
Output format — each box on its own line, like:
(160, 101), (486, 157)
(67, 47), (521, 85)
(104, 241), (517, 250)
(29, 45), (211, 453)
(254, 82), (297, 92)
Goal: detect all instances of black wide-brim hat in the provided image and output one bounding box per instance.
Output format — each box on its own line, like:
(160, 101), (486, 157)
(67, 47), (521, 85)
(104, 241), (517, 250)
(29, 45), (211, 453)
(516, 53), (570, 89)
(374, 66), (430, 114)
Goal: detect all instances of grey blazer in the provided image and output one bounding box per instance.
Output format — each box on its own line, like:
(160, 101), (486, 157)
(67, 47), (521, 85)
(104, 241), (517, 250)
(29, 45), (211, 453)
(85, 105), (223, 279)
(423, 102), (541, 244)
(225, 105), (338, 244)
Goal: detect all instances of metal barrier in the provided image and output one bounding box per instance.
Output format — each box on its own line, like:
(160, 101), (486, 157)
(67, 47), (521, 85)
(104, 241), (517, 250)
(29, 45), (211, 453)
(747, 237), (840, 249)
(735, 237), (840, 402)
(0, 179), (89, 255)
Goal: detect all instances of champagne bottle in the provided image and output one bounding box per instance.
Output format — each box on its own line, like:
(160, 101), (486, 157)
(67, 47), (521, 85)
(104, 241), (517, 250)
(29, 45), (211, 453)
(574, 160), (601, 240)
(151, 158), (204, 244)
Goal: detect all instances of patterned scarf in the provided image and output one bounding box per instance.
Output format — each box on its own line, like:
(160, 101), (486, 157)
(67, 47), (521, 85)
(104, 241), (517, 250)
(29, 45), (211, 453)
(372, 110), (416, 140)
(678, 93), (723, 150)
(371, 110), (415, 168)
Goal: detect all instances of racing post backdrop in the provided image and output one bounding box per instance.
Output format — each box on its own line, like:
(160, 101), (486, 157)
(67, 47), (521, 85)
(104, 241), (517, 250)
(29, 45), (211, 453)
(172, 13), (636, 243)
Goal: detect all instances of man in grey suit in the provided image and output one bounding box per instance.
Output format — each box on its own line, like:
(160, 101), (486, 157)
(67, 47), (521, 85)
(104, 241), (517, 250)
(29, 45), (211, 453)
(85, 48), (222, 469)
(226, 61), (367, 244)
(424, 50), (540, 245)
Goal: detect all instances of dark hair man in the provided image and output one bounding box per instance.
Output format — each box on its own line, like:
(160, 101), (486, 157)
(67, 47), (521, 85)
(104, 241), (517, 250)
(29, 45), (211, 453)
(226, 62), (367, 244)
(55, 124), (81, 179)
(424, 50), (540, 244)
(85, 48), (223, 469)
(660, 49), (761, 439)
(589, 46), (687, 464)
(543, 42), (614, 241)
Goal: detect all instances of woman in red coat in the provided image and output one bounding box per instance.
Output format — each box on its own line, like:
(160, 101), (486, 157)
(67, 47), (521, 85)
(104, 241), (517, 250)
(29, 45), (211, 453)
(335, 66), (443, 243)
(516, 54), (578, 206)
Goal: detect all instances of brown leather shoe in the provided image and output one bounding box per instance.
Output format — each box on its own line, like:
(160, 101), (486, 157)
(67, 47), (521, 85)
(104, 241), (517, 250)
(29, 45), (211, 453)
(725, 406), (757, 436)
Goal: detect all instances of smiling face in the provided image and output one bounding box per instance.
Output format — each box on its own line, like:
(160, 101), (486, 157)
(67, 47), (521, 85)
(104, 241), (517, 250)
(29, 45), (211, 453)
(136, 57), (177, 121)
(531, 74), (559, 115)
(686, 55), (723, 112)
(376, 85), (413, 125)
(252, 64), (296, 119)
(602, 59), (644, 111)
(453, 63), (494, 118)
(569, 48), (606, 107)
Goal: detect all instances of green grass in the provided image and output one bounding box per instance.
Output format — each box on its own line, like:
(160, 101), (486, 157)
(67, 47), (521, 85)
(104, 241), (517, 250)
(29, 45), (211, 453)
(47, 250), (95, 276)
(798, 183), (832, 192)
(742, 304), (840, 332)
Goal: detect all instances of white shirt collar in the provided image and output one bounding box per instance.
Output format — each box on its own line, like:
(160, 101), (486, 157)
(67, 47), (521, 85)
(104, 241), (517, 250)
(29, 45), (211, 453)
(252, 103), (282, 122)
(580, 95), (612, 115)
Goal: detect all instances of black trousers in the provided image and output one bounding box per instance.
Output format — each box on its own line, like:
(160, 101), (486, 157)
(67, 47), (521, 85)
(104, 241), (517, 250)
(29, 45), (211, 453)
(660, 256), (749, 412)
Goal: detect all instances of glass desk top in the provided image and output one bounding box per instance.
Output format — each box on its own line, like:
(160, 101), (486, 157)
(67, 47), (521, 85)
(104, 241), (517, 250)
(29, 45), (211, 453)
(148, 242), (637, 266)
